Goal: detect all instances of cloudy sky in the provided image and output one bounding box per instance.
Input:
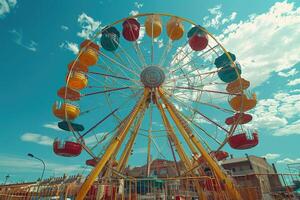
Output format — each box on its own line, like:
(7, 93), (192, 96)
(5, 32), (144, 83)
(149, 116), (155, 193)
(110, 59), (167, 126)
(0, 0), (299, 183)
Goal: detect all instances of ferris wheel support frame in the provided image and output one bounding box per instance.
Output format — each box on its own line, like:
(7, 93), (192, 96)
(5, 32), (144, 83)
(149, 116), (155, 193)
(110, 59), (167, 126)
(76, 89), (150, 200)
(116, 107), (147, 172)
(155, 93), (206, 199)
(158, 89), (242, 200)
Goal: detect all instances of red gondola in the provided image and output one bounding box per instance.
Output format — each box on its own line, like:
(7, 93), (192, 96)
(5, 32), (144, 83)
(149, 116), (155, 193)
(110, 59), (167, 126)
(53, 139), (82, 157)
(188, 26), (208, 51)
(211, 151), (229, 161)
(86, 158), (98, 167)
(228, 132), (258, 150)
(122, 18), (140, 41)
(225, 113), (252, 125)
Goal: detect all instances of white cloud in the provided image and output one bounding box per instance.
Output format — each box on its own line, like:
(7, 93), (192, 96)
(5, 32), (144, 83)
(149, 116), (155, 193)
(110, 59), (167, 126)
(0, 0), (17, 18)
(59, 41), (79, 55)
(10, 29), (38, 52)
(287, 78), (300, 86)
(134, 2), (143, 9)
(274, 120), (300, 136)
(249, 91), (300, 136)
(220, 1), (300, 87)
(84, 132), (110, 146)
(154, 38), (164, 48)
(203, 5), (237, 29)
(278, 68), (298, 77)
(129, 10), (139, 16)
(262, 153), (280, 160)
(277, 157), (300, 164)
(20, 133), (53, 146)
(0, 154), (83, 175)
(60, 25), (69, 31)
(43, 123), (62, 132)
(77, 13), (101, 39)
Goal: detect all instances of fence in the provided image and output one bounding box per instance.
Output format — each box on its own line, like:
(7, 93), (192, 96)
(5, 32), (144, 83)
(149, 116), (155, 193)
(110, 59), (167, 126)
(0, 173), (299, 200)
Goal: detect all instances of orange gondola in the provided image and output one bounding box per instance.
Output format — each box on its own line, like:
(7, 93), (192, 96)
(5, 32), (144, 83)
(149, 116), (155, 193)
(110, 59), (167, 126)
(226, 78), (250, 93)
(229, 93), (257, 112)
(166, 17), (184, 40)
(52, 101), (80, 120)
(145, 15), (162, 38)
(67, 71), (88, 90)
(68, 60), (88, 73)
(57, 87), (80, 101)
(78, 39), (99, 66)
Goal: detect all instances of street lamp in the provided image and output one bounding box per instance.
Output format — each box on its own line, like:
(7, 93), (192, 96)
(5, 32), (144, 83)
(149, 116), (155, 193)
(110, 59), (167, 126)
(27, 153), (46, 195)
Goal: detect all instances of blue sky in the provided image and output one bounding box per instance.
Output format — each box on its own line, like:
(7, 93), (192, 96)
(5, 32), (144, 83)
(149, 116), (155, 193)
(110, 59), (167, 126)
(0, 0), (300, 183)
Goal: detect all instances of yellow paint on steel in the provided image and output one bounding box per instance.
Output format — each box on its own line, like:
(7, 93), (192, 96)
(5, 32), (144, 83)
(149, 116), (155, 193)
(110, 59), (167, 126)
(76, 89), (150, 200)
(159, 89), (242, 200)
(155, 96), (206, 200)
(117, 107), (146, 172)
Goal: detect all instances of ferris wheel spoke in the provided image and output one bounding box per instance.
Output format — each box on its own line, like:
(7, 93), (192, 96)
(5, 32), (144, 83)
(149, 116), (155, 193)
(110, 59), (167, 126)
(88, 71), (132, 81)
(159, 39), (173, 66)
(164, 85), (239, 96)
(167, 44), (220, 76)
(94, 60), (136, 88)
(99, 51), (140, 78)
(109, 35), (142, 72)
(86, 72), (140, 95)
(167, 41), (189, 67)
(165, 66), (218, 84)
(161, 90), (222, 146)
(81, 86), (134, 97)
(133, 42), (147, 67)
(81, 108), (119, 138)
(181, 112), (222, 145)
(172, 93), (235, 114)
(151, 20), (154, 64)
(162, 89), (230, 134)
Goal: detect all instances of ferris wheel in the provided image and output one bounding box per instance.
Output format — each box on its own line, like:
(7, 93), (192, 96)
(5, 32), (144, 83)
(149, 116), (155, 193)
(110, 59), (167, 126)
(52, 13), (258, 199)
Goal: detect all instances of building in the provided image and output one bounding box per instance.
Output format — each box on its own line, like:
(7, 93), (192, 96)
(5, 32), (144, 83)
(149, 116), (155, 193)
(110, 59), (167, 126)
(221, 155), (283, 199)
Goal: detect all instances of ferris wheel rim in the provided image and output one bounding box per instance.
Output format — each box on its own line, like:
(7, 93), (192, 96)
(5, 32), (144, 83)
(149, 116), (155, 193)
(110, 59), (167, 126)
(61, 12), (247, 163)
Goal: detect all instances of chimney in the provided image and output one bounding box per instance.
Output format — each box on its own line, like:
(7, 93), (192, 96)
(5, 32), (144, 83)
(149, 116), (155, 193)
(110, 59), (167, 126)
(245, 153), (253, 170)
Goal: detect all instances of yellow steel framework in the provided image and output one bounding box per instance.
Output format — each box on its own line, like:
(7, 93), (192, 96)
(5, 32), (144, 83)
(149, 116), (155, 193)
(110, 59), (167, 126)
(76, 89), (150, 200)
(158, 88), (242, 200)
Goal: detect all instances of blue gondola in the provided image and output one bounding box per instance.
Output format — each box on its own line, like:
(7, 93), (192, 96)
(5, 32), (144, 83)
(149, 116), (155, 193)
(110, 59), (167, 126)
(218, 63), (241, 83)
(101, 26), (120, 52)
(58, 121), (85, 132)
(214, 52), (236, 68)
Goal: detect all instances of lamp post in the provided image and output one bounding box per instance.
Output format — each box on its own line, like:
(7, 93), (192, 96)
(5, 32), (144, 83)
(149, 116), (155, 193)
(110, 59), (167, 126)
(4, 174), (10, 185)
(27, 153), (46, 195)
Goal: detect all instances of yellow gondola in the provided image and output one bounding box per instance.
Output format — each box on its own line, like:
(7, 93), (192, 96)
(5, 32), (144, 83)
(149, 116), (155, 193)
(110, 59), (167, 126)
(67, 71), (88, 90)
(145, 15), (162, 38)
(78, 40), (100, 66)
(226, 78), (250, 93)
(52, 101), (80, 120)
(229, 93), (257, 112)
(166, 17), (184, 40)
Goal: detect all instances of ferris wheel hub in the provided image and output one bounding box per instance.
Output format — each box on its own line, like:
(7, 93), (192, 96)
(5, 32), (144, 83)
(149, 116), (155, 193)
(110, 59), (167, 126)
(140, 66), (165, 88)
